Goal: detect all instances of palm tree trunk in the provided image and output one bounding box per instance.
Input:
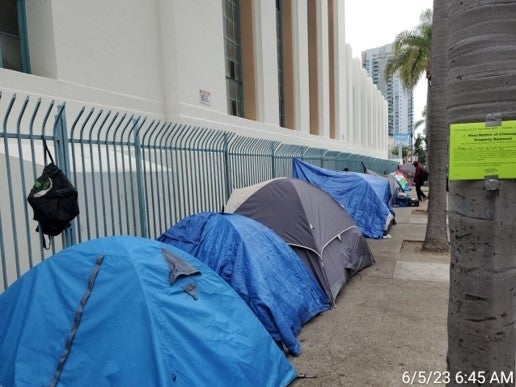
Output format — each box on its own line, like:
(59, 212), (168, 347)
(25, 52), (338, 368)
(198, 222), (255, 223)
(446, 1), (516, 384)
(423, 0), (449, 252)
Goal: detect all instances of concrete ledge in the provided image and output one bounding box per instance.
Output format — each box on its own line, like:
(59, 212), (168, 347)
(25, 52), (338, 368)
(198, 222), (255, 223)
(393, 261), (450, 283)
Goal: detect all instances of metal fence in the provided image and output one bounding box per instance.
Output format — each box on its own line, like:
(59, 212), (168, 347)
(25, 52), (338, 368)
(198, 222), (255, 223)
(0, 91), (398, 290)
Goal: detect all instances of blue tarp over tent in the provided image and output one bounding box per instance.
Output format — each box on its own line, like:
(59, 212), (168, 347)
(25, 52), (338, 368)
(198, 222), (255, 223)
(158, 212), (330, 356)
(0, 236), (297, 387)
(293, 159), (395, 239)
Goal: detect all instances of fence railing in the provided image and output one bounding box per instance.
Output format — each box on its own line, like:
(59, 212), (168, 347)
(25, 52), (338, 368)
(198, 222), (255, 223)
(0, 91), (398, 290)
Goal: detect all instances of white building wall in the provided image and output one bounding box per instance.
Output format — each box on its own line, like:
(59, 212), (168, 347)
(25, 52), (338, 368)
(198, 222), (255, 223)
(351, 58), (362, 148)
(26, 0), (166, 105)
(316, 0), (330, 138)
(291, 0), (310, 133)
(343, 44), (354, 143)
(158, 0), (227, 116)
(376, 91), (383, 149)
(350, 60), (358, 146)
(331, 0), (346, 141)
(370, 90), (376, 148)
(252, 0), (280, 125)
(363, 69), (370, 149)
(3, 0), (389, 159)
(372, 90), (377, 148)
(24, 0), (57, 79)
(376, 90), (387, 153)
(366, 76), (374, 148)
(382, 97), (389, 153)
(363, 77), (370, 148)
(360, 64), (368, 148)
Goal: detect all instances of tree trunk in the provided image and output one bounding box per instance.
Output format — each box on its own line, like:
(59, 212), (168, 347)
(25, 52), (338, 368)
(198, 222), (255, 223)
(446, 1), (516, 384)
(423, 0), (450, 252)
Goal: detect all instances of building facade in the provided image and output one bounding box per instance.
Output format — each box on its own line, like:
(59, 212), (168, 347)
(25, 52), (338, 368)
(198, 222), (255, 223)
(1, 0), (389, 158)
(362, 44), (413, 154)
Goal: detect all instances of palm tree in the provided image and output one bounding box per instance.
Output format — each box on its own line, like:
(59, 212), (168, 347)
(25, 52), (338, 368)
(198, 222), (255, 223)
(423, 0), (449, 252)
(446, 0), (516, 381)
(385, 8), (450, 252)
(412, 106), (427, 161)
(385, 9), (432, 89)
(413, 134), (426, 165)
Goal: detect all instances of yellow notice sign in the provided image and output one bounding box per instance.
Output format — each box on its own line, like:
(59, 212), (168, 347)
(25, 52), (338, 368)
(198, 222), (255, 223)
(449, 120), (516, 180)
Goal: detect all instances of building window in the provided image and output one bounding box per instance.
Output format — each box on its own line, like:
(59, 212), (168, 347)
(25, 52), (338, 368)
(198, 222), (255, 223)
(223, 0), (244, 117)
(0, 0), (30, 73)
(276, 0), (285, 127)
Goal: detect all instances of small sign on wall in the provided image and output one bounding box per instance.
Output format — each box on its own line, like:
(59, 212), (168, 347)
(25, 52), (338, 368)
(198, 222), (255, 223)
(449, 120), (516, 180)
(199, 89), (211, 106)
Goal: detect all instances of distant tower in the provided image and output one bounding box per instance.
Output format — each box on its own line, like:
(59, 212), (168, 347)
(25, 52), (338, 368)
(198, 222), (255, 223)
(362, 44), (413, 142)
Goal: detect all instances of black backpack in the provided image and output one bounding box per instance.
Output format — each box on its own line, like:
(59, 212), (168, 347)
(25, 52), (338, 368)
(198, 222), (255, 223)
(421, 167), (429, 182)
(27, 138), (79, 244)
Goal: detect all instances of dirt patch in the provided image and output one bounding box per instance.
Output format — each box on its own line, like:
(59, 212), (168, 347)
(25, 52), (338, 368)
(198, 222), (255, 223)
(412, 209), (428, 215)
(401, 240), (425, 253)
(400, 240), (450, 255)
(400, 240), (447, 255)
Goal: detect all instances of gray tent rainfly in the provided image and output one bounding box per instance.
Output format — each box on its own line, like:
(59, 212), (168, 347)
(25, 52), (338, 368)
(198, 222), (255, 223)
(225, 177), (374, 303)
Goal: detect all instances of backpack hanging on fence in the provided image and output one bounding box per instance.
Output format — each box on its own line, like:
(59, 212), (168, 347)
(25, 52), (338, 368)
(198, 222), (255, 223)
(27, 137), (79, 246)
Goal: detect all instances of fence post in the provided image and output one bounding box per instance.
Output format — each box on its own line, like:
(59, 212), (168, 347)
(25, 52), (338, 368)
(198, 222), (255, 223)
(271, 142), (277, 178)
(54, 104), (77, 247)
(133, 119), (149, 238)
(223, 133), (231, 201)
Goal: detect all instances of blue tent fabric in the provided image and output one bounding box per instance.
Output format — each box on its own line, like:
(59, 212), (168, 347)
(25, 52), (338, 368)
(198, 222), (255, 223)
(0, 236), (297, 387)
(158, 212), (330, 356)
(293, 159), (395, 239)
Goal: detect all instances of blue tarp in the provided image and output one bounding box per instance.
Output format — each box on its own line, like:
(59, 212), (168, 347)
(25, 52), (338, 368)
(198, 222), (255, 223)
(0, 236), (297, 387)
(158, 212), (330, 356)
(391, 171), (412, 192)
(293, 159), (395, 239)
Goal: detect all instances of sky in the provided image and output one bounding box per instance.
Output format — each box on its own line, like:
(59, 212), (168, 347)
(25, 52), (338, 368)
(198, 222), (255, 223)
(345, 0), (433, 135)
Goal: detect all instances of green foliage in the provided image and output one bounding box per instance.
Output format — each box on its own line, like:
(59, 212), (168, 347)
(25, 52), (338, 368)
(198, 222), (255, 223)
(391, 145), (411, 159)
(385, 9), (432, 89)
(413, 134), (427, 164)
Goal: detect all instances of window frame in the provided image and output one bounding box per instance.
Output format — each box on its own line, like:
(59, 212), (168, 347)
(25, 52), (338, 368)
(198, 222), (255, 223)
(0, 0), (31, 73)
(276, 0), (285, 127)
(223, 0), (244, 117)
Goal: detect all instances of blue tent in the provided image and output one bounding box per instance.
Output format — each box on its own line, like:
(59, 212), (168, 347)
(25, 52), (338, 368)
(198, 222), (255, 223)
(293, 159), (395, 239)
(0, 236), (297, 387)
(158, 212), (330, 356)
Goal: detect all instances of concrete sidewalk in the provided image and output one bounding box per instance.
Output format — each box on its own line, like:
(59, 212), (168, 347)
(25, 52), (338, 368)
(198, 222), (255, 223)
(291, 192), (450, 386)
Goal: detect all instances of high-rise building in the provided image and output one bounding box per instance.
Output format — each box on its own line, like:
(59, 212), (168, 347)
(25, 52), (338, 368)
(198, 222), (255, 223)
(362, 44), (413, 148)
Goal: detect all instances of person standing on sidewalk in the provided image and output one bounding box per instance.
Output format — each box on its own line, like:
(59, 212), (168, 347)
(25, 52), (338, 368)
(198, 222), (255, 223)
(413, 160), (427, 202)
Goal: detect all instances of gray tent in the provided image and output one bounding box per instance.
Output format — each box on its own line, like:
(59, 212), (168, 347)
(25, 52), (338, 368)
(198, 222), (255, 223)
(225, 177), (374, 303)
(399, 162), (416, 182)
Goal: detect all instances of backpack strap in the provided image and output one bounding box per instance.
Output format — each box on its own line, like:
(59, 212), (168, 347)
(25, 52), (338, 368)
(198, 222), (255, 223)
(41, 234), (52, 250)
(36, 224), (53, 250)
(42, 136), (55, 165)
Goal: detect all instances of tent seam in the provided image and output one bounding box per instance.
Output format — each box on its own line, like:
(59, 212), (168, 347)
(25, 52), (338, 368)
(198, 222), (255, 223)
(48, 255), (104, 387)
(320, 225), (360, 254)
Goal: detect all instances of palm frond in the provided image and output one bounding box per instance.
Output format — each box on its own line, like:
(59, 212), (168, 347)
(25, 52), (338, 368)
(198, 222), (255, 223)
(383, 8), (433, 89)
(414, 118), (425, 130)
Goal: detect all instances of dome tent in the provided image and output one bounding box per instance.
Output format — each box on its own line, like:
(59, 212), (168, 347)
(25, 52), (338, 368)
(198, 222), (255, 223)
(293, 158), (395, 239)
(158, 212), (330, 356)
(0, 236), (297, 387)
(224, 178), (374, 303)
